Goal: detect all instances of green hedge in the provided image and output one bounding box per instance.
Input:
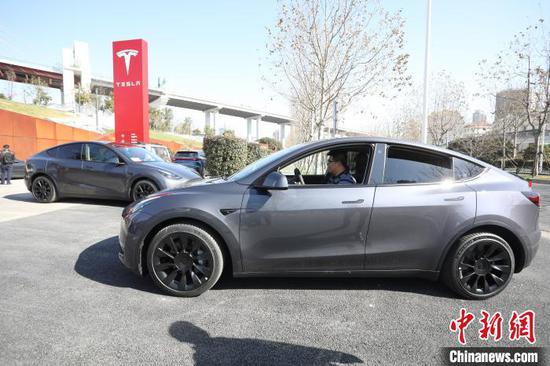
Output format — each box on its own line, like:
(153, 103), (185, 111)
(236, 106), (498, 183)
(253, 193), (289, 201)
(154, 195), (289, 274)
(247, 142), (269, 165)
(203, 136), (273, 177)
(203, 135), (248, 177)
(257, 137), (282, 151)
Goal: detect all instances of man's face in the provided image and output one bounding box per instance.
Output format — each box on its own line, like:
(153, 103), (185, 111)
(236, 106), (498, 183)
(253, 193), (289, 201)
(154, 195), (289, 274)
(327, 156), (343, 175)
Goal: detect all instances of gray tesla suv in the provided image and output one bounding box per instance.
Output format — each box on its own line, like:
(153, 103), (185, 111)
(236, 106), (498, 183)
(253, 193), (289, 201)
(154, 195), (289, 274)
(25, 141), (201, 202)
(118, 137), (541, 299)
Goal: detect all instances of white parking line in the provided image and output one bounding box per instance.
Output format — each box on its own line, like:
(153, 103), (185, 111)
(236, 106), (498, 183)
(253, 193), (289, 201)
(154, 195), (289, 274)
(0, 180), (79, 222)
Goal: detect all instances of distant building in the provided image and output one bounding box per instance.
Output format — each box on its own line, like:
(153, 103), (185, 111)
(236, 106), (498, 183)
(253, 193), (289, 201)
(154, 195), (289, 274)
(465, 110), (491, 135)
(472, 110), (487, 124)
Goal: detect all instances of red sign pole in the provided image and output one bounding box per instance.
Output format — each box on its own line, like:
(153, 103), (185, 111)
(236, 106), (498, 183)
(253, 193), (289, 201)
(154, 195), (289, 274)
(112, 39), (149, 144)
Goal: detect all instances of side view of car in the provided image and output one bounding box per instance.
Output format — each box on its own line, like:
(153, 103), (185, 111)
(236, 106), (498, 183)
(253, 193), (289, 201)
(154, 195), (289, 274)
(25, 141), (201, 203)
(173, 150), (206, 176)
(118, 137), (541, 299)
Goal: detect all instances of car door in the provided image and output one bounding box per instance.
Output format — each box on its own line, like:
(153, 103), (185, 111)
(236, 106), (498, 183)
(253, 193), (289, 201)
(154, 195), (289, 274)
(47, 143), (85, 195)
(79, 143), (128, 199)
(365, 145), (476, 272)
(239, 144), (375, 272)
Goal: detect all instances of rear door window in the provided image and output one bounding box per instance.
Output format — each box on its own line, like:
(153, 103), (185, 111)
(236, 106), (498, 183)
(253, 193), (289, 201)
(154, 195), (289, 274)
(57, 144), (83, 160)
(384, 147), (453, 184)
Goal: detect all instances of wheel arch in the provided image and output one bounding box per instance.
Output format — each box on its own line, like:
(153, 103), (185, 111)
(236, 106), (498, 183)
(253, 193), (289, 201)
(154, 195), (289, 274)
(139, 217), (238, 278)
(30, 172), (60, 195)
(438, 224), (526, 275)
(128, 176), (162, 200)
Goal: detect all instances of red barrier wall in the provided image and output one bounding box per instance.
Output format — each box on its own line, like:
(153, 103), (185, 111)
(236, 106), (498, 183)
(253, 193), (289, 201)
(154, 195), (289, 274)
(0, 109), (198, 160)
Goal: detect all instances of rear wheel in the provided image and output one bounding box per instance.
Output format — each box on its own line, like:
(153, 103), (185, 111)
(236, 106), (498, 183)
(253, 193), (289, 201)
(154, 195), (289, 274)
(147, 223), (224, 297)
(442, 232), (514, 299)
(131, 180), (158, 201)
(31, 176), (58, 203)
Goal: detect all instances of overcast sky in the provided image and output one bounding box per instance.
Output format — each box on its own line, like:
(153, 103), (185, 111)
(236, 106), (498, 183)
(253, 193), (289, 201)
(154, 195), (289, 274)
(1, 0), (548, 134)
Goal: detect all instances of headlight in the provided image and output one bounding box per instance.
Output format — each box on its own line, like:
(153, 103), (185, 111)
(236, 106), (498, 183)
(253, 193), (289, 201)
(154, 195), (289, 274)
(158, 169), (181, 179)
(128, 191), (174, 214)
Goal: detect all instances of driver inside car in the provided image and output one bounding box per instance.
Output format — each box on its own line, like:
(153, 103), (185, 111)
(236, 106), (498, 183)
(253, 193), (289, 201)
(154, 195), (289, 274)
(325, 151), (356, 185)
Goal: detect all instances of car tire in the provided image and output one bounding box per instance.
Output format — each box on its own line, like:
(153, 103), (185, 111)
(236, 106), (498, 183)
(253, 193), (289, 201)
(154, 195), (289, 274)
(442, 232), (515, 300)
(31, 176), (58, 203)
(131, 179), (158, 201)
(147, 223), (224, 297)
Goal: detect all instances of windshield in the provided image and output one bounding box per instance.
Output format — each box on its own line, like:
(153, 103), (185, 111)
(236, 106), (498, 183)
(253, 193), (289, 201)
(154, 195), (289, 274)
(116, 146), (163, 162)
(227, 144), (304, 181)
(176, 151), (198, 158)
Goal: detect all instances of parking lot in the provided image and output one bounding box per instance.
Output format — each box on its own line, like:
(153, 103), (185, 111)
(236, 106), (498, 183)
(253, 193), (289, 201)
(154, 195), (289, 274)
(0, 180), (548, 365)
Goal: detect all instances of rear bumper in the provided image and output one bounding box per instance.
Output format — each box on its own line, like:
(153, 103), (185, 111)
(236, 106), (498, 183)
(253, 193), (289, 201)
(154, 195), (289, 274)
(522, 228), (541, 269)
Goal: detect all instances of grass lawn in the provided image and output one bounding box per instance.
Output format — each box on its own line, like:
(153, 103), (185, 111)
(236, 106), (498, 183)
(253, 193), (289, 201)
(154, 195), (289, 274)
(0, 99), (71, 119)
(517, 173), (550, 181)
(150, 130), (203, 149)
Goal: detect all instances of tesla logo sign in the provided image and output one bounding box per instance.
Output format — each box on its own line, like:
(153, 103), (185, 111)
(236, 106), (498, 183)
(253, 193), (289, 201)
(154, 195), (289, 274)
(112, 39), (149, 144)
(116, 49), (139, 75)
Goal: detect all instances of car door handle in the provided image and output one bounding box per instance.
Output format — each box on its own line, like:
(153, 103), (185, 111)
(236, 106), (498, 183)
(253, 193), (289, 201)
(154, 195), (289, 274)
(342, 199), (364, 204)
(444, 196), (464, 202)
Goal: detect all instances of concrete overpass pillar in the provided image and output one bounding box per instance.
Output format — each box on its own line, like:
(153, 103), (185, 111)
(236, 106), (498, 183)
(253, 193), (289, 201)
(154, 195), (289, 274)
(279, 124), (286, 147)
(205, 107), (220, 135)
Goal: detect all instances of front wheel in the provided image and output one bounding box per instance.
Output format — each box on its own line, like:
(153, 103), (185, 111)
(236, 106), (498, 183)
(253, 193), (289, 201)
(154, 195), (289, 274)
(147, 223), (224, 297)
(442, 232), (515, 300)
(31, 176), (58, 203)
(131, 180), (158, 201)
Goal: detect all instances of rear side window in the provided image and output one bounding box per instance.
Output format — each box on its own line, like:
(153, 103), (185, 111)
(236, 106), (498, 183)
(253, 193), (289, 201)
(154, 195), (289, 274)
(57, 144), (83, 160)
(453, 158), (484, 180)
(384, 147), (453, 184)
(176, 151), (197, 158)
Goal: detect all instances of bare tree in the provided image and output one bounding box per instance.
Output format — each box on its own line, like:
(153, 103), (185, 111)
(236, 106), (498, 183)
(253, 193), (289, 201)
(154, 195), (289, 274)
(390, 84), (422, 142)
(266, 0), (409, 142)
(478, 19), (549, 176)
(427, 71), (467, 146)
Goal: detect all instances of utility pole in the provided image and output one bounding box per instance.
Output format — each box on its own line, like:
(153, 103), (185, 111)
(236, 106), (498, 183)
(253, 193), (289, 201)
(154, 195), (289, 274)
(332, 101), (338, 138)
(421, 0), (432, 144)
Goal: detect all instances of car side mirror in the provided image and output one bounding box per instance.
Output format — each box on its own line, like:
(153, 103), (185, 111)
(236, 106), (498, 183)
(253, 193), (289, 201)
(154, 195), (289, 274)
(116, 159), (126, 166)
(257, 171), (288, 190)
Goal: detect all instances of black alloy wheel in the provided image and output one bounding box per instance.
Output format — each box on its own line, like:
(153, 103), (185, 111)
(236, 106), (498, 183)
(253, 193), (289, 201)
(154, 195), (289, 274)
(132, 180), (157, 201)
(31, 176), (57, 203)
(444, 232), (515, 299)
(147, 224), (224, 297)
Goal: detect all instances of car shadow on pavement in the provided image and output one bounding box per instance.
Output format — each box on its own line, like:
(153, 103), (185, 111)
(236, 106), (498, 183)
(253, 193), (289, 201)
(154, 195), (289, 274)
(74, 236), (163, 295)
(169, 321), (363, 366)
(4, 193), (128, 207)
(76, 237), (456, 299)
(213, 275), (457, 299)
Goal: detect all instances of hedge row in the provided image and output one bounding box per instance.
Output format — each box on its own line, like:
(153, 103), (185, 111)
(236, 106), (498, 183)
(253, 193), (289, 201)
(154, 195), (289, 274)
(203, 136), (271, 177)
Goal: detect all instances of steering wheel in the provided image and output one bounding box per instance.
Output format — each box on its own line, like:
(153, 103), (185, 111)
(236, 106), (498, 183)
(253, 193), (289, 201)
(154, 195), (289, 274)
(294, 168), (305, 185)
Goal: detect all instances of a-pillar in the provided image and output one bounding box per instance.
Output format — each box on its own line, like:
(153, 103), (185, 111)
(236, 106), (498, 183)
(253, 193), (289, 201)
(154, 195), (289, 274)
(204, 107), (220, 135)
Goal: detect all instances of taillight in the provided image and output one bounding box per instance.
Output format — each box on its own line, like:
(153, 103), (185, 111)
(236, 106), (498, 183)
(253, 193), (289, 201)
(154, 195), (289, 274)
(522, 191), (540, 207)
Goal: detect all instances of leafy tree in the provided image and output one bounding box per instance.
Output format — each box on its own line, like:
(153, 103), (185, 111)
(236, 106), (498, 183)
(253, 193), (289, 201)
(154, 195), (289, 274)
(30, 76), (51, 106)
(192, 128), (202, 136)
(174, 117), (193, 135)
(149, 107), (173, 131)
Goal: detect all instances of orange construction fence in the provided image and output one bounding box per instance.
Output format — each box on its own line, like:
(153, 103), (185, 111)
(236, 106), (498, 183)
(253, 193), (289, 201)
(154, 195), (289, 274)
(0, 109), (192, 160)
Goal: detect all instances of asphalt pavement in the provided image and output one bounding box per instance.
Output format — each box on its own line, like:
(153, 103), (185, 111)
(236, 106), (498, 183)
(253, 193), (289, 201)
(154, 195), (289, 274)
(0, 180), (548, 365)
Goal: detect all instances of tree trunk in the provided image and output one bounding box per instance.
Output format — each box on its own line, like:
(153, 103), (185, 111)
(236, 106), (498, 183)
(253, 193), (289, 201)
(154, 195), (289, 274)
(513, 128), (518, 159)
(533, 133), (540, 176)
